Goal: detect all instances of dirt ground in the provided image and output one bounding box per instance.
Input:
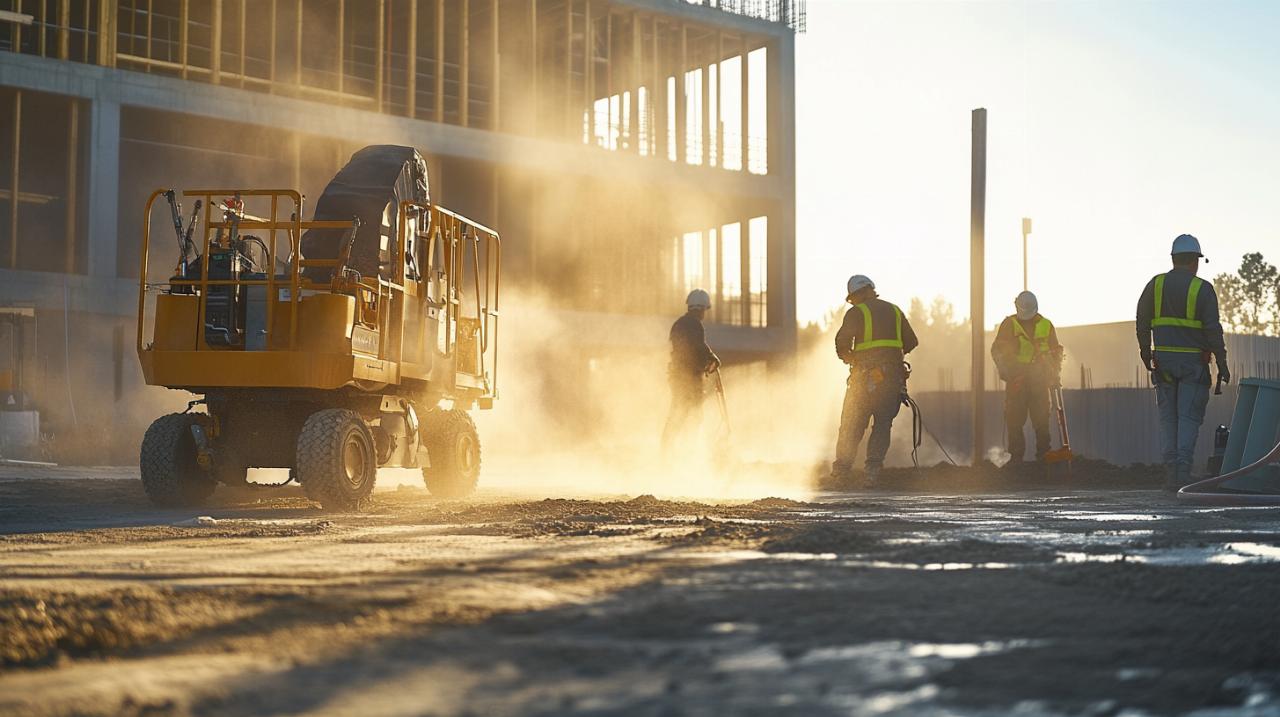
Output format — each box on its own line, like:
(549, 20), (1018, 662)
(1, 463), (1279, 717)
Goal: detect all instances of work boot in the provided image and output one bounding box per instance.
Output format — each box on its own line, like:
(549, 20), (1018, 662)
(826, 462), (855, 490)
(1161, 463), (1179, 492)
(1176, 463), (1194, 491)
(864, 464), (883, 489)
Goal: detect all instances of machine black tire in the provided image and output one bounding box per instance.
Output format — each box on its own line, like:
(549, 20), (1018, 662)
(421, 409), (481, 498)
(139, 413), (217, 507)
(295, 409), (378, 511)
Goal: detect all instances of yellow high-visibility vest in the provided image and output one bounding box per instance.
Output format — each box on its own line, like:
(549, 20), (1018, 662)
(853, 302), (904, 352)
(1152, 274), (1205, 354)
(1011, 316), (1053, 364)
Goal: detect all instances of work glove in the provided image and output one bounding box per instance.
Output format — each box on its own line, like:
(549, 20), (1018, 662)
(1217, 360), (1231, 385)
(1140, 347), (1154, 372)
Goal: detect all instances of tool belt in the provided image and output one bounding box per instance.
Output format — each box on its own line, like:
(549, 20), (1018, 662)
(849, 361), (903, 397)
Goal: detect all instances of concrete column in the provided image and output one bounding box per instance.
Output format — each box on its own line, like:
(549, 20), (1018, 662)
(87, 99), (120, 278)
(766, 34), (795, 346)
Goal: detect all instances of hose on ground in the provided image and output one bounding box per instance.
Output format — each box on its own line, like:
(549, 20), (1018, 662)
(903, 393), (959, 469)
(1177, 438), (1280, 506)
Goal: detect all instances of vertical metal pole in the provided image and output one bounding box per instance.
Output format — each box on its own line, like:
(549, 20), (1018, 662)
(59, 0), (70, 59)
(715, 31), (723, 166)
(95, 0), (117, 67)
(291, 132), (301, 195)
(210, 0), (222, 83)
(239, 0), (246, 87)
(65, 100), (79, 274)
(564, 0), (572, 135)
(630, 12), (639, 152)
(294, 0), (302, 88)
(584, 0), (592, 139)
(39, 0), (47, 56)
(375, 0), (385, 110)
(529, 0), (538, 134)
(407, 0), (418, 117)
(336, 0), (344, 94)
(676, 24), (686, 164)
(180, 0), (189, 78)
(740, 218), (749, 325)
(605, 10), (612, 146)
(491, 0), (499, 130)
(460, 0), (469, 127)
(700, 44), (709, 165)
(435, 0), (445, 122)
(739, 35), (748, 172)
(652, 16), (660, 159)
(269, 0), (277, 86)
(970, 107), (987, 465)
(9, 91), (20, 269)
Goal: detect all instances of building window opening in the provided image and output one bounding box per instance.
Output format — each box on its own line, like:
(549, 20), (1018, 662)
(685, 68), (703, 165)
(719, 222), (743, 326)
(748, 48), (769, 175)
(719, 56), (742, 171)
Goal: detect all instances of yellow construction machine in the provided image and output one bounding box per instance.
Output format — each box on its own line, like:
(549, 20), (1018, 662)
(136, 146), (499, 509)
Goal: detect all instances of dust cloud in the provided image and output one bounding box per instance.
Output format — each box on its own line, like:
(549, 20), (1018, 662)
(457, 291), (970, 501)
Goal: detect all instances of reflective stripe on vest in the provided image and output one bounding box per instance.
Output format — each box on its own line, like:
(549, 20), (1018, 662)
(854, 302), (904, 352)
(1012, 317), (1053, 364)
(1152, 274), (1204, 329)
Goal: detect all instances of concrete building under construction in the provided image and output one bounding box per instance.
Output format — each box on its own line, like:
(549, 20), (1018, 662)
(0, 0), (801, 460)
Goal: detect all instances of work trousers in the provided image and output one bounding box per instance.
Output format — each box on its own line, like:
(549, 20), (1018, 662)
(1004, 377), (1051, 462)
(661, 373), (705, 451)
(1154, 354), (1210, 469)
(832, 365), (903, 475)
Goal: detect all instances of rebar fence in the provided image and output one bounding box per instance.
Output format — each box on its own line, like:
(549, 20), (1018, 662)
(685, 0), (806, 33)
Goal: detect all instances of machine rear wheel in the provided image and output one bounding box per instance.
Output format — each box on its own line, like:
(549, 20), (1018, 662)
(422, 409), (481, 498)
(295, 409), (378, 511)
(139, 413), (216, 507)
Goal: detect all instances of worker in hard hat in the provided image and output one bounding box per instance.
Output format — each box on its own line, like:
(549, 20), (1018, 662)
(991, 291), (1063, 466)
(831, 275), (919, 486)
(1136, 234), (1229, 491)
(661, 289), (721, 451)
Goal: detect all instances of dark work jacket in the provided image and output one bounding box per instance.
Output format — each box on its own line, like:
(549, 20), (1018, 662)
(1135, 267), (1227, 362)
(834, 297), (919, 368)
(670, 312), (717, 378)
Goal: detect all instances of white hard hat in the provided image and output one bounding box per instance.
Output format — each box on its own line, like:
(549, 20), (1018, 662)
(846, 275), (875, 296)
(1015, 291), (1038, 321)
(686, 289), (711, 310)
(1171, 234), (1203, 257)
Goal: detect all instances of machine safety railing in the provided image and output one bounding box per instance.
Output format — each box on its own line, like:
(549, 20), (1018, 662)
(139, 188), (500, 398)
(400, 201), (501, 396)
(138, 188), (388, 356)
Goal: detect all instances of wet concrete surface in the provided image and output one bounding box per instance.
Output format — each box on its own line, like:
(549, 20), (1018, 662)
(1, 466), (1279, 716)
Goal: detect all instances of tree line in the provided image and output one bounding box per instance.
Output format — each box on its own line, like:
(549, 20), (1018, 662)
(1214, 253), (1279, 336)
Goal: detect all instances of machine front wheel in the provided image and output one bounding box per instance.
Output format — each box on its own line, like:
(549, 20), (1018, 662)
(139, 413), (216, 507)
(422, 409), (481, 499)
(295, 409), (378, 511)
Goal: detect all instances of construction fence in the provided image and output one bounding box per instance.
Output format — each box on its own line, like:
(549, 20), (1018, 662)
(913, 385), (1240, 471)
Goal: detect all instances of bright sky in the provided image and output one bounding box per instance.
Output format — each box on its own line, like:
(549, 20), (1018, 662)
(794, 0), (1280, 328)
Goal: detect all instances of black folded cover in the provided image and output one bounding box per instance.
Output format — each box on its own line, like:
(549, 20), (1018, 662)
(300, 145), (430, 282)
